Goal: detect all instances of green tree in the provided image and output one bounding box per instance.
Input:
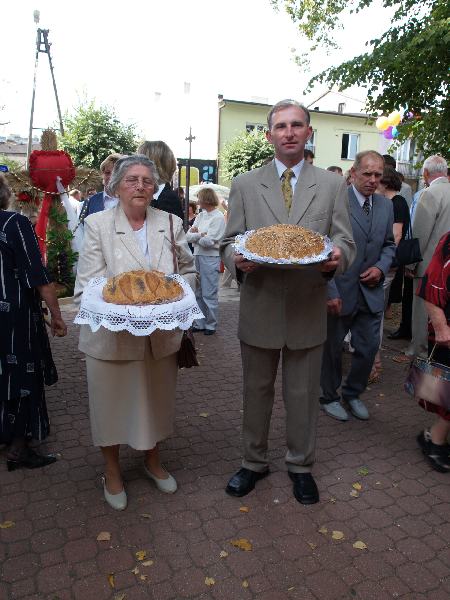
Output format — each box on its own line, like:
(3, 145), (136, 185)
(220, 130), (274, 181)
(59, 101), (139, 168)
(273, 0), (449, 157)
(0, 155), (22, 172)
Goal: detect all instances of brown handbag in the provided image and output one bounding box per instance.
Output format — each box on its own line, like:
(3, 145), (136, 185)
(169, 214), (199, 368)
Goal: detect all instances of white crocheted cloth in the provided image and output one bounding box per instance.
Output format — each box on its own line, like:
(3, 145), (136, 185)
(74, 274), (203, 336)
(234, 230), (333, 267)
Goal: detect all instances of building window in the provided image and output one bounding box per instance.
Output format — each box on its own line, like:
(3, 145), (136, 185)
(305, 130), (316, 154)
(341, 133), (359, 160)
(246, 122), (265, 133)
(395, 139), (415, 163)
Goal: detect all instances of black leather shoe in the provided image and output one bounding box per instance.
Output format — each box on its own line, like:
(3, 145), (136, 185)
(289, 472), (319, 505)
(204, 329), (215, 336)
(6, 448), (57, 472)
(387, 328), (412, 341)
(225, 467), (269, 497)
(191, 327), (205, 333)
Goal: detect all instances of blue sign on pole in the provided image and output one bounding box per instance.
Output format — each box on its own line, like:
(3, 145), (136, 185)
(0, 165), (9, 173)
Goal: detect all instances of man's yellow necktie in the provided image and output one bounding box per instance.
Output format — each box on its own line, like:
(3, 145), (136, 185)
(281, 168), (294, 213)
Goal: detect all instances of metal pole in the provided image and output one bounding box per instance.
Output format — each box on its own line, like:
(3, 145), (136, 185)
(27, 28), (41, 165)
(184, 127), (196, 231)
(42, 30), (64, 136)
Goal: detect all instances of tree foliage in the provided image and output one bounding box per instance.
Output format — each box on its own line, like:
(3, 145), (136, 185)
(59, 102), (139, 168)
(273, 0), (449, 157)
(220, 131), (274, 180)
(0, 154), (22, 172)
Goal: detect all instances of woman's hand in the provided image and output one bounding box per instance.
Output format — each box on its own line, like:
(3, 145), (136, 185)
(190, 226), (199, 233)
(51, 314), (67, 337)
(434, 324), (450, 348)
(234, 253), (259, 274)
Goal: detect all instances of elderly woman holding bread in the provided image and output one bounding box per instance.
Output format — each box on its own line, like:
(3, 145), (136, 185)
(74, 155), (196, 510)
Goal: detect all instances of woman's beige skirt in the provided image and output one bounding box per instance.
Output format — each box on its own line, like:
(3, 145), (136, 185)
(85, 340), (178, 450)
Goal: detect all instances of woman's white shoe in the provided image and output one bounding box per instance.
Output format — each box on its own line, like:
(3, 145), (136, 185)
(143, 462), (177, 494)
(102, 476), (127, 510)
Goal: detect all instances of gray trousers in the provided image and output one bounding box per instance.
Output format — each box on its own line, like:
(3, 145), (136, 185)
(240, 341), (323, 474)
(194, 255), (221, 331)
(321, 301), (382, 403)
(406, 282), (428, 358)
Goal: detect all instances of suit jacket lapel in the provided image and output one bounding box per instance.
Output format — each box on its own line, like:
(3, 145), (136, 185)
(289, 162), (316, 225)
(349, 188), (370, 236)
(114, 204), (149, 270)
(147, 208), (167, 270)
(259, 162), (288, 223)
(370, 193), (383, 235)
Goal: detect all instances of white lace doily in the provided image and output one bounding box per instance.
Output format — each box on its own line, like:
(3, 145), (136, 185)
(74, 274), (203, 336)
(234, 230), (333, 267)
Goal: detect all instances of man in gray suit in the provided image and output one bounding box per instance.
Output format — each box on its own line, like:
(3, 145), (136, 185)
(406, 155), (450, 359)
(320, 151), (396, 421)
(220, 99), (355, 504)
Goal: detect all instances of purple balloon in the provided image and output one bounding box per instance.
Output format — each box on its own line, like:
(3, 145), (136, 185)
(383, 126), (393, 140)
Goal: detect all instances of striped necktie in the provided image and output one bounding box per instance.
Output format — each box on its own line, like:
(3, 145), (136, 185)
(362, 198), (371, 215)
(281, 168), (294, 213)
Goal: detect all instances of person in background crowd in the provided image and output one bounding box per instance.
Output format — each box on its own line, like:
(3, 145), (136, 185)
(74, 155), (196, 510)
(136, 141), (184, 221)
(221, 99), (355, 505)
(382, 155), (413, 207)
(327, 166), (343, 176)
(344, 170), (353, 186)
(320, 151), (395, 422)
(415, 231), (450, 473)
(187, 188), (226, 335)
(68, 189), (83, 218)
(86, 188), (97, 198)
(78, 154), (124, 222)
(0, 173), (67, 471)
(304, 149), (314, 164)
(406, 155), (450, 360)
(368, 167), (410, 382)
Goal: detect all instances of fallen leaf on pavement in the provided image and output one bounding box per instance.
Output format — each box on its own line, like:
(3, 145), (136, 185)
(140, 513), (151, 519)
(132, 566), (139, 575)
(318, 526), (328, 534)
(108, 574), (115, 589)
(199, 413), (209, 418)
(219, 550), (228, 558)
(352, 482), (362, 491)
(135, 550), (147, 561)
(140, 575), (148, 581)
(332, 531), (345, 540)
(329, 497), (336, 504)
(239, 506), (249, 513)
(205, 577), (215, 586)
(307, 542), (317, 549)
(350, 490), (359, 498)
(353, 541), (367, 550)
(96, 531), (111, 541)
(231, 538), (253, 551)
(242, 580), (249, 588)
(357, 467), (369, 476)
(0, 521), (15, 529)
(114, 594), (126, 600)
(142, 560), (153, 567)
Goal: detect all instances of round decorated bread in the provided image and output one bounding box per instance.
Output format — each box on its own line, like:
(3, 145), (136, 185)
(102, 270), (183, 305)
(244, 224), (325, 261)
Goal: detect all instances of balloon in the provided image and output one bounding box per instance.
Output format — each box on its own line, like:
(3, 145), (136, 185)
(387, 111), (401, 127)
(375, 116), (389, 131)
(383, 126), (393, 140)
(391, 126), (398, 138)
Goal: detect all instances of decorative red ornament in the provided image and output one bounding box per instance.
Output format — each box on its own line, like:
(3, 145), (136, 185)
(30, 150), (75, 263)
(17, 191), (33, 203)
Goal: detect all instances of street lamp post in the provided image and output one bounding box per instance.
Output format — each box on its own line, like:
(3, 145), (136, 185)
(184, 127), (195, 231)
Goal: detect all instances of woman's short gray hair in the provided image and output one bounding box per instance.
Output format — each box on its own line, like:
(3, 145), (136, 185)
(107, 155), (160, 196)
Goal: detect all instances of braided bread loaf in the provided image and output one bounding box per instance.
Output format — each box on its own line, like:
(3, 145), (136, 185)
(102, 270), (183, 305)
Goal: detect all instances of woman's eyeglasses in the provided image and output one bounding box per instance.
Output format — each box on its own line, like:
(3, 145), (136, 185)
(123, 177), (154, 188)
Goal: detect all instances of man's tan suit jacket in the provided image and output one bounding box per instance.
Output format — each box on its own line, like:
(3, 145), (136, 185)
(220, 161), (356, 350)
(74, 204), (196, 361)
(413, 179), (450, 278)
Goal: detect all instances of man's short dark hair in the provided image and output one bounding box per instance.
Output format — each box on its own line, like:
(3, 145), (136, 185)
(382, 154), (396, 169)
(267, 99), (311, 129)
(327, 166), (343, 175)
(304, 149), (315, 160)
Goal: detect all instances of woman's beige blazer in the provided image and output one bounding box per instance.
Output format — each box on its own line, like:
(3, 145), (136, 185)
(74, 204), (196, 360)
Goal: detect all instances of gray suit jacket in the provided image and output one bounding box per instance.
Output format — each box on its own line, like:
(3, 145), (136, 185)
(412, 179), (450, 278)
(74, 204), (196, 361)
(328, 188), (396, 315)
(220, 161), (356, 350)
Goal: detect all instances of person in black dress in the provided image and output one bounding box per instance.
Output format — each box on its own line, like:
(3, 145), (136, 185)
(136, 141), (184, 220)
(0, 174), (67, 471)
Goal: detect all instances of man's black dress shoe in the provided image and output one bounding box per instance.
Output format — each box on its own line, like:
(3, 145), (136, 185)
(191, 327), (204, 333)
(288, 472), (319, 505)
(387, 328), (412, 341)
(204, 329), (215, 336)
(225, 467), (269, 497)
(6, 448), (57, 472)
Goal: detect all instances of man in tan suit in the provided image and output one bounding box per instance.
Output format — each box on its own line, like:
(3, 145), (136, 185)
(220, 99), (356, 504)
(407, 155), (450, 358)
